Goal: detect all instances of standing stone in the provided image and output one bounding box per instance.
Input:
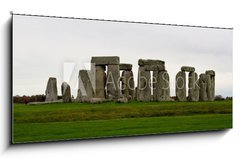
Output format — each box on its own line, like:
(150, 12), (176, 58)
(199, 74), (208, 101)
(94, 65), (106, 98)
(176, 71), (186, 101)
(106, 64), (120, 99)
(137, 66), (151, 101)
(128, 71), (135, 99)
(206, 70), (215, 101)
(45, 77), (58, 102)
(157, 70), (170, 101)
(77, 70), (94, 98)
(61, 82), (71, 102)
(121, 70), (134, 99)
(188, 72), (199, 101)
(152, 71), (159, 101)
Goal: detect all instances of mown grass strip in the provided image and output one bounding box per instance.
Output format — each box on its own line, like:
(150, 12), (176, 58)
(14, 100), (232, 123)
(13, 114), (232, 143)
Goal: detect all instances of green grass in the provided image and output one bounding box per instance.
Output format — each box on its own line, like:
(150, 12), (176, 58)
(13, 100), (232, 143)
(13, 114), (232, 143)
(14, 100), (232, 123)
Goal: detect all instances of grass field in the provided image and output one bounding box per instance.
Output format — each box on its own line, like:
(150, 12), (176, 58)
(13, 100), (232, 143)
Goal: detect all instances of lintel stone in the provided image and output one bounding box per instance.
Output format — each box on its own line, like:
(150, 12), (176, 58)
(138, 59), (165, 66)
(119, 63), (132, 70)
(181, 66), (195, 72)
(144, 65), (165, 71)
(91, 56), (119, 65)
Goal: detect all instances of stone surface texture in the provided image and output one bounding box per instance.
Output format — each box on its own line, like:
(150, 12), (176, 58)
(61, 82), (72, 102)
(188, 72), (199, 101)
(176, 71), (186, 101)
(45, 77), (58, 102)
(106, 64), (120, 99)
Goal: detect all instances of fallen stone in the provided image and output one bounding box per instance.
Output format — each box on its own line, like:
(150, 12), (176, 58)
(28, 99), (63, 105)
(116, 97), (128, 103)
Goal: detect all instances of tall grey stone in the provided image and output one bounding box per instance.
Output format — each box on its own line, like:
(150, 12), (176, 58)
(77, 70), (94, 99)
(121, 70), (135, 100)
(61, 82), (71, 102)
(199, 74), (208, 101)
(137, 66), (151, 101)
(129, 71), (135, 99)
(94, 65), (106, 98)
(106, 64), (120, 99)
(45, 77), (58, 102)
(157, 71), (170, 101)
(188, 72), (199, 101)
(176, 71), (186, 101)
(152, 71), (158, 101)
(206, 70), (215, 101)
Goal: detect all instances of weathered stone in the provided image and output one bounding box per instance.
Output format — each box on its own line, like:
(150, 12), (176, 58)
(117, 97), (128, 103)
(91, 56), (119, 65)
(137, 66), (151, 101)
(119, 63), (132, 71)
(152, 71), (158, 101)
(206, 70), (215, 76)
(138, 59), (165, 66)
(144, 65), (165, 71)
(94, 65), (106, 98)
(61, 82), (72, 102)
(199, 74), (208, 101)
(121, 70), (135, 100)
(79, 97), (108, 103)
(77, 70), (94, 99)
(156, 71), (170, 101)
(45, 77), (58, 102)
(129, 71), (135, 100)
(175, 71), (186, 101)
(205, 70), (215, 101)
(106, 64), (120, 99)
(188, 72), (199, 101)
(181, 66), (195, 72)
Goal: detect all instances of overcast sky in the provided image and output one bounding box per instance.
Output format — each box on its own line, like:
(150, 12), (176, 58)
(13, 15), (233, 97)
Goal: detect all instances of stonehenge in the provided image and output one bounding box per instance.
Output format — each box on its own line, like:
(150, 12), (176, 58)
(45, 77), (58, 102)
(136, 59), (170, 102)
(61, 82), (72, 102)
(44, 57), (216, 104)
(176, 66), (215, 102)
(91, 56), (120, 100)
(120, 64), (135, 100)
